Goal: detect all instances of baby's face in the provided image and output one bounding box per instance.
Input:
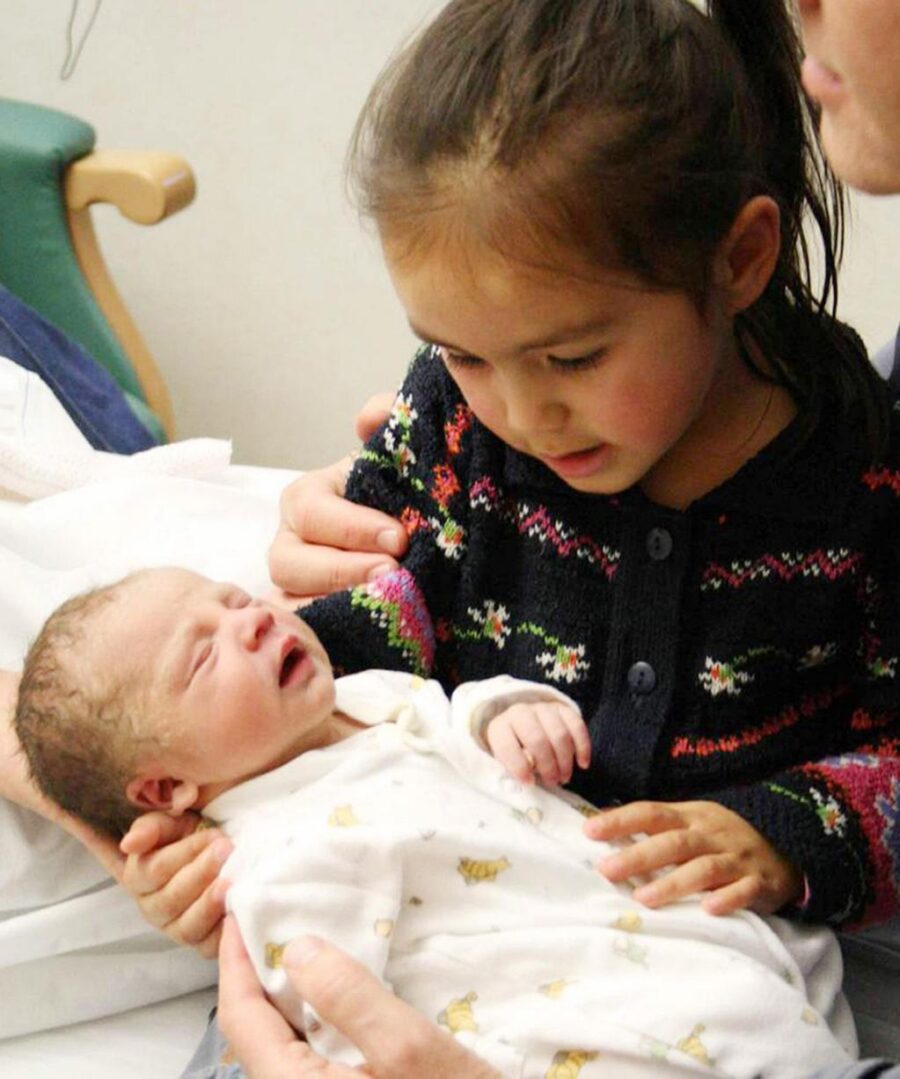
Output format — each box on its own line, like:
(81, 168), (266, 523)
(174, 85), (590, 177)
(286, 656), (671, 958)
(95, 568), (336, 792)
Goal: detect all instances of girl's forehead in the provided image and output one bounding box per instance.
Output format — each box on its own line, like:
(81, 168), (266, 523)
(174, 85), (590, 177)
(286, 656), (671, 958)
(388, 238), (647, 340)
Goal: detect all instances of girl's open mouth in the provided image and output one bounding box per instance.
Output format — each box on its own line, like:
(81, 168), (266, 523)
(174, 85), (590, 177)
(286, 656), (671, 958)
(540, 444), (609, 480)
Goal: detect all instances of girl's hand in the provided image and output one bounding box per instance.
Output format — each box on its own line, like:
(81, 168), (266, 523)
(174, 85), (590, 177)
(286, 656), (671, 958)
(585, 800), (803, 916)
(119, 812), (233, 958)
(269, 456), (407, 603)
(486, 702), (591, 786)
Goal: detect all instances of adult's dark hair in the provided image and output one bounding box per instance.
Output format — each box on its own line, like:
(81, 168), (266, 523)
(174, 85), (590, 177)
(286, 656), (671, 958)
(15, 582), (145, 839)
(349, 0), (889, 451)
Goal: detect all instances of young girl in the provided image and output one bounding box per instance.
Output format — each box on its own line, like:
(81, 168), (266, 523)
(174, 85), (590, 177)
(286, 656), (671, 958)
(127, 0), (898, 949)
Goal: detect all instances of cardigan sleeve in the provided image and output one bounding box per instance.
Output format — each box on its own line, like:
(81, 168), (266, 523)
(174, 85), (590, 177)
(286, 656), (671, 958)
(301, 347), (474, 678)
(709, 495), (900, 929)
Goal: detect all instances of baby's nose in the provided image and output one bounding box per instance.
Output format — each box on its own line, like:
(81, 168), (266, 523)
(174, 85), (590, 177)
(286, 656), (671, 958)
(238, 605), (275, 650)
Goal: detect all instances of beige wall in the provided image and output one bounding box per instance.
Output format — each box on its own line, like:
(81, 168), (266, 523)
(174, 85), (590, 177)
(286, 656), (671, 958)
(2, 1), (899, 466)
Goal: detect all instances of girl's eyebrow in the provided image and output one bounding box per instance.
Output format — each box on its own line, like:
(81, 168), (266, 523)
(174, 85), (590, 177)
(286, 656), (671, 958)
(407, 316), (615, 354)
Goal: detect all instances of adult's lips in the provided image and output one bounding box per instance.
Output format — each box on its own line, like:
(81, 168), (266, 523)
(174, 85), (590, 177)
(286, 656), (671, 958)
(801, 55), (844, 106)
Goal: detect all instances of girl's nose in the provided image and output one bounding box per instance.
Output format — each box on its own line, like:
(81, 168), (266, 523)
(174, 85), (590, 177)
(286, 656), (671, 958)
(235, 605), (275, 650)
(504, 385), (567, 436)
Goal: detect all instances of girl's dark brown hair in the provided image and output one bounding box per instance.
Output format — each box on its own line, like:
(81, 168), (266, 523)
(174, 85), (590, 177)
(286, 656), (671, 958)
(348, 0), (889, 451)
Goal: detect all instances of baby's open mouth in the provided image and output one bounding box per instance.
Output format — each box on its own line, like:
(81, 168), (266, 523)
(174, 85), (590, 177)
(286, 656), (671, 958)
(279, 645), (306, 687)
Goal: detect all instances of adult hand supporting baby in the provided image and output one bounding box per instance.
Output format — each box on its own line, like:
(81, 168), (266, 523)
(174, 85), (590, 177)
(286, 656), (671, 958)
(586, 799), (803, 917)
(120, 811), (233, 958)
(268, 394), (407, 603)
(0, 668), (124, 879)
(218, 916), (500, 1079)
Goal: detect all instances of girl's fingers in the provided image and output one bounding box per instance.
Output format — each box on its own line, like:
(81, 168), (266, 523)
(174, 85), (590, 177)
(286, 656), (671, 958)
(701, 875), (765, 917)
(270, 535), (400, 597)
(584, 800), (685, 842)
(598, 827), (701, 882)
(354, 392), (396, 442)
(278, 465), (406, 555)
(632, 854), (741, 908)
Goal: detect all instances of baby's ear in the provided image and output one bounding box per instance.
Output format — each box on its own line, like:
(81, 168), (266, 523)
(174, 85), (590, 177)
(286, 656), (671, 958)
(126, 775), (200, 816)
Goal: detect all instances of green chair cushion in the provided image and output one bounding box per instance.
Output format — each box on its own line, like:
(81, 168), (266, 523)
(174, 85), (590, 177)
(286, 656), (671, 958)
(0, 98), (163, 439)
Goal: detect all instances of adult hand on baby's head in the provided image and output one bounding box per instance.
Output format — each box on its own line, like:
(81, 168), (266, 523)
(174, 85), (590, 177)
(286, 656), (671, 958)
(269, 453), (407, 603)
(217, 916), (501, 1079)
(120, 811), (233, 959)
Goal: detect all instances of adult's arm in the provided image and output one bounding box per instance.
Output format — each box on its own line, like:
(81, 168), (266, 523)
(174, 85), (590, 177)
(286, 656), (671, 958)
(217, 917), (500, 1079)
(269, 393), (408, 603)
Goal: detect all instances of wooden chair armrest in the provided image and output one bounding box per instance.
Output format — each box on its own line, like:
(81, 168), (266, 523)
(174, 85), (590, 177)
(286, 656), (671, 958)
(64, 150), (195, 224)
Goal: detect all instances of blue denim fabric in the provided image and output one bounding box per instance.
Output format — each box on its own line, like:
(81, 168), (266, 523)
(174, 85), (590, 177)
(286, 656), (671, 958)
(0, 285), (156, 453)
(180, 1010), (245, 1079)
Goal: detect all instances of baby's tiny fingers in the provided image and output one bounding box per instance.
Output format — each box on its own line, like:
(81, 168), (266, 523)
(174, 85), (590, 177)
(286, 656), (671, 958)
(486, 722), (536, 784)
(560, 708), (592, 770)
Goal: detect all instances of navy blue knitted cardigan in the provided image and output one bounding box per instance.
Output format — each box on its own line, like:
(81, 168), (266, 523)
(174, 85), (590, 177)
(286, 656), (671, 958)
(303, 347), (900, 929)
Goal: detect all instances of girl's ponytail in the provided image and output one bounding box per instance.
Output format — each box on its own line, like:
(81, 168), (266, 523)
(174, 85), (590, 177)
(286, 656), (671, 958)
(710, 0), (840, 299)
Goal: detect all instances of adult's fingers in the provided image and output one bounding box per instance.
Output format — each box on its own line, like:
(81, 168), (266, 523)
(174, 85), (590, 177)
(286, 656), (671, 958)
(119, 809), (198, 856)
(354, 391), (396, 442)
(283, 937), (500, 1079)
(218, 919), (358, 1079)
(121, 827), (232, 948)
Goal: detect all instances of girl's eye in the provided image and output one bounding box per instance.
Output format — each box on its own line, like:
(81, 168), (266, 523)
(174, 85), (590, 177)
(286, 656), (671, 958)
(438, 346), (484, 370)
(548, 350), (605, 373)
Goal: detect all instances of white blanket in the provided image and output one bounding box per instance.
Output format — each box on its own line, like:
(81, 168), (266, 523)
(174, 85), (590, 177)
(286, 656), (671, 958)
(0, 359), (296, 1038)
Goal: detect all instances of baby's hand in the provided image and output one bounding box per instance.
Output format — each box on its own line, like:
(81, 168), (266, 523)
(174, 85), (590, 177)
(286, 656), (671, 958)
(585, 800), (803, 916)
(486, 702), (591, 786)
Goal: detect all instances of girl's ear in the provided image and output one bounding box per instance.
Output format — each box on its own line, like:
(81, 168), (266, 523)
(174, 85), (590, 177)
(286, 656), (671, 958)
(126, 775), (200, 816)
(715, 195), (781, 315)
